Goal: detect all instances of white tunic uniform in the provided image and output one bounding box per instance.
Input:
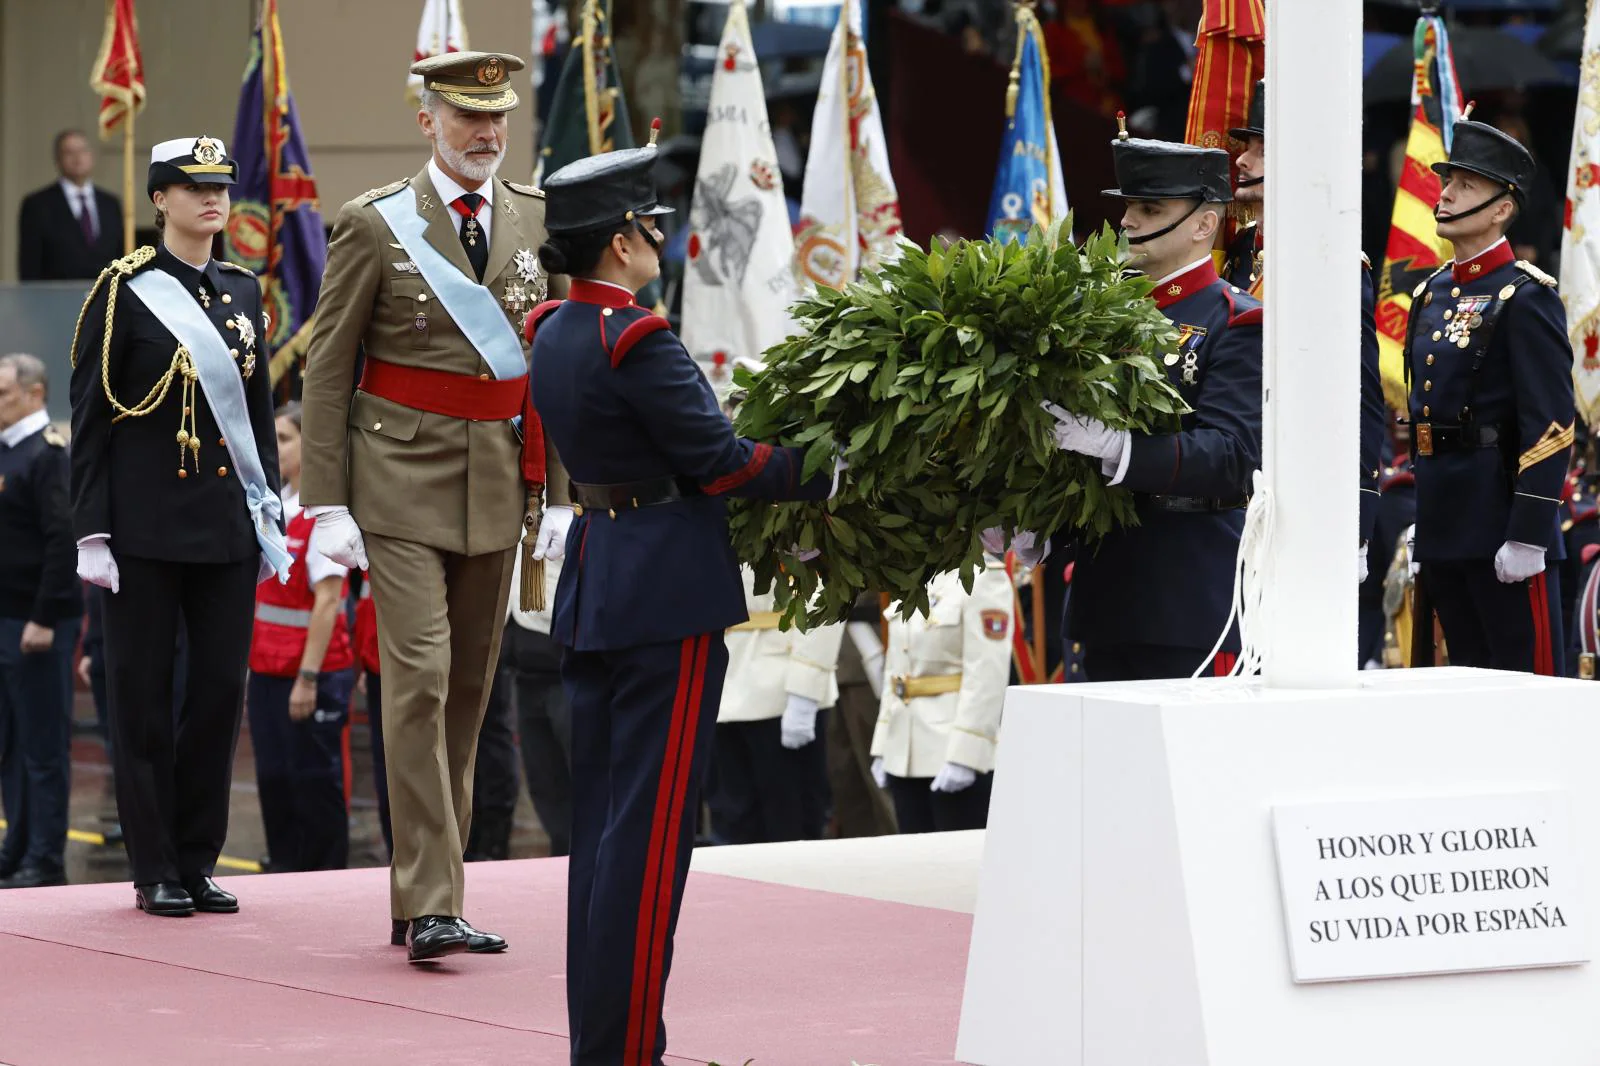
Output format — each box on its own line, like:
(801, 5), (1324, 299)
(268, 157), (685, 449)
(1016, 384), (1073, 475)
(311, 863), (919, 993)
(870, 561), (1014, 778)
(718, 566), (844, 722)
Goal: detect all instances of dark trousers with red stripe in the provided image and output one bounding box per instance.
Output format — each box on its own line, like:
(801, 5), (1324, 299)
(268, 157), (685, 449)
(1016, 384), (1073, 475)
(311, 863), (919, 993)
(1081, 643), (1236, 682)
(1422, 562), (1564, 675)
(562, 633), (728, 1066)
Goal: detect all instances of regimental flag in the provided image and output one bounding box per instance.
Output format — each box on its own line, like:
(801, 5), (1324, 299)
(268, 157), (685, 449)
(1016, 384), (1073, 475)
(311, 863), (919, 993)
(1563, 0), (1600, 427)
(1183, 0), (1264, 155)
(537, 0), (634, 184)
(1375, 12), (1464, 409)
(90, 0), (145, 138)
(987, 4), (1067, 243)
(795, 0), (902, 290)
(532, 0), (569, 93)
(408, 0), (469, 106)
(681, 1), (799, 394)
(227, 0), (326, 389)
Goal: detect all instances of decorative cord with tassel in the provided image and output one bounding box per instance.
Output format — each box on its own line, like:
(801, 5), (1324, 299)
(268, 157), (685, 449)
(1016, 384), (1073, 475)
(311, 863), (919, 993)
(1194, 468), (1276, 679)
(520, 493), (546, 613)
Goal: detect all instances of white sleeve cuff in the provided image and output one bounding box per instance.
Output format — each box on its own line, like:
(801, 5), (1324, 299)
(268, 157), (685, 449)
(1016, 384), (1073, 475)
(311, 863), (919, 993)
(305, 505), (348, 519)
(1103, 432), (1133, 486)
(76, 534), (109, 547)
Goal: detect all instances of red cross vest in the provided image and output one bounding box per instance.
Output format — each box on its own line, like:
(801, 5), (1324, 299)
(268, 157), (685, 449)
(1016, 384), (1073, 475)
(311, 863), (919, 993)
(249, 507), (354, 677)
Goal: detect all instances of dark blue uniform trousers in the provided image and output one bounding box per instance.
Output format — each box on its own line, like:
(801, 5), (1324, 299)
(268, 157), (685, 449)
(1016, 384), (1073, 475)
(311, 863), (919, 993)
(1422, 562), (1565, 675)
(562, 632), (728, 1066)
(0, 618), (78, 877)
(246, 669), (354, 872)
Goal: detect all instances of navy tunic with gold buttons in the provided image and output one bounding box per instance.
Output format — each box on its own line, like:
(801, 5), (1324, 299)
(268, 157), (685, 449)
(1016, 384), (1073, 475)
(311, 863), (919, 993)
(1405, 238), (1576, 673)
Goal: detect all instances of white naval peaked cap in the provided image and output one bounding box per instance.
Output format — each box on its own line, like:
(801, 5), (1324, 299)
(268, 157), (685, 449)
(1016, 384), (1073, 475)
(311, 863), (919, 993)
(150, 136), (228, 166)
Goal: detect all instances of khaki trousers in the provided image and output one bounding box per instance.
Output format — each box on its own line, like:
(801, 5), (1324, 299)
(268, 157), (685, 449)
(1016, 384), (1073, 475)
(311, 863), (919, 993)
(364, 531), (516, 919)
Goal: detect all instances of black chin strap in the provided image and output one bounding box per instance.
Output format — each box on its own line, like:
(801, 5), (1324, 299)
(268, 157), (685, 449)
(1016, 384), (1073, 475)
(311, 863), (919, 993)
(1435, 188), (1509, 225)
(633, 219), (662, 252)
(1237, 175), (1264, 188)
(1126, 200), (1206, 245)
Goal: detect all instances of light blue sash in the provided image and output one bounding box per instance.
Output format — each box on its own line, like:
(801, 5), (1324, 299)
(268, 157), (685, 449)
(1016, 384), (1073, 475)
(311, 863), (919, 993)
(126, 268), (292, 584)
(371, 188), (527, 382)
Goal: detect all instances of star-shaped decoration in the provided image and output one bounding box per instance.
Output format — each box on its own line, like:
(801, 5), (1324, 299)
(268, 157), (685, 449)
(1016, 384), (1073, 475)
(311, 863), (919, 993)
(514, 248), (542, 283)
(231, 311), (256, 351)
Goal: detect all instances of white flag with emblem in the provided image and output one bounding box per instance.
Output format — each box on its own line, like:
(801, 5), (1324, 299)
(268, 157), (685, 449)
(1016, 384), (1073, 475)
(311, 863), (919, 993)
(795, 0), (902, 291)
(1563, 0), (1600, 427)
(407, 0), (469, 105)
(681, 1), (799, 394)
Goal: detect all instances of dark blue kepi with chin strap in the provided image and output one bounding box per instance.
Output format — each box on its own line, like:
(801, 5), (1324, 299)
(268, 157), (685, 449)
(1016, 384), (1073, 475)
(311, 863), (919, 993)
(527, 144), (832, 1066)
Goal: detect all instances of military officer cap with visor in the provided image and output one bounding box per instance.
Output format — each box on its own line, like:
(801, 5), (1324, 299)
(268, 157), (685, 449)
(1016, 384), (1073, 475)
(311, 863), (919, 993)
(544, 131), (675, 249)
(147, 135), (238, 199)
(1432, 113), (1536, 213)
(1229, 79), (1265, 143)
(1103, 115), (1232, 244)
(410, 50), (524, 113)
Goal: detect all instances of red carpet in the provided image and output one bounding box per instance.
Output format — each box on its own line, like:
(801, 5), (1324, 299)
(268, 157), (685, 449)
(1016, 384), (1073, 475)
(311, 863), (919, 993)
(0, 858), (969, 1065)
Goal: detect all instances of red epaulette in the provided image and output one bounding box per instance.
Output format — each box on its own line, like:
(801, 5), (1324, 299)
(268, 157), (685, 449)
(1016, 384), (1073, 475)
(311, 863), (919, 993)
(1223, 287), (1263, 327)
(608, 312), (671, 369)
(523, 299), (563, 343)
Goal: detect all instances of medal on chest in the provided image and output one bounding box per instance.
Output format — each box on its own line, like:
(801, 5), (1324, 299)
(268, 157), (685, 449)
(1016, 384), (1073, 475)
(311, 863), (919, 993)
(1442, 295), (1491, 350)
(1169, 323), (1207, 386)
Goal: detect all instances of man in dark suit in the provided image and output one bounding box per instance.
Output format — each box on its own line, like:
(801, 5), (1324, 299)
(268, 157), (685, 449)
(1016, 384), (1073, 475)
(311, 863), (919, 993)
(17, 130), (124, 280)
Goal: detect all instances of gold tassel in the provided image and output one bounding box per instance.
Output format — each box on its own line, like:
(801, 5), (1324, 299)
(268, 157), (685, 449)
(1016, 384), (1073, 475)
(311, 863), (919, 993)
(519, 510), (545, 613)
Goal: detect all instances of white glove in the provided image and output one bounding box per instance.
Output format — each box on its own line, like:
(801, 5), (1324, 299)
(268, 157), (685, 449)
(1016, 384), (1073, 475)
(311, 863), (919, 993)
(315, 507), (368, 571)
(1358, 541), (1369, 584)
(1049, 412), (1128, 461)
(1494, 540), (1547, 583)
(871, 756), (888, 790)
(930, 761), (978, 793)
(76, 539), (120, 593)
(535, 505), (575, 562)
(829, 452), (849, 500)
(780, 693), (819, 749)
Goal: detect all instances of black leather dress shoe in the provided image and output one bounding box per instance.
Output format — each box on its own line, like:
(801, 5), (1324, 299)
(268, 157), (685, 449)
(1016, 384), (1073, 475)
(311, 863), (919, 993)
(183, 877), (238, 913)
(135, 883), (195, 917)
(391, 919), (408, 947)
(455, 918), (508, 953)
(0, 866), (66, 889)
(407, 915), (470, 962)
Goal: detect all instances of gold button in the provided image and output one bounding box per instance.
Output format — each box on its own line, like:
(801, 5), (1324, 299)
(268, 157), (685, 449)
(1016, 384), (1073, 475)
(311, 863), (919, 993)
(417, 293), (428, 303)
(226, 320), (236, 331)
(1424, 380), (1432, 391)
(1423, 405), (1431, 417)
(1431, 331), (1441, 341)
(221, 293), (232, 304)
(373, 421), (383, 431)
(479, 373), (489, 381)
(177, 469), (188, 479)
(1450, 286), (1461, 297)
(217, 466), (228, 477)
(230, 348), (239, 358)
(1071, 664), (1080, 674)
(572, 504), (584, 516)
(602, 307), (614, 317)
(1426, 354), (1434, 366)
(1072, 642), (1082, 653)
(218, 437), (226, 447)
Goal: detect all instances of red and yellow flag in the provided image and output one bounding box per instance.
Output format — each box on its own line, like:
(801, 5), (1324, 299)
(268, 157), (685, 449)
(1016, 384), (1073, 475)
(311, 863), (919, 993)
(1374, 14), (1463, 409)
(1183, 0), (1265, 153)
(90, 0), (145, 138)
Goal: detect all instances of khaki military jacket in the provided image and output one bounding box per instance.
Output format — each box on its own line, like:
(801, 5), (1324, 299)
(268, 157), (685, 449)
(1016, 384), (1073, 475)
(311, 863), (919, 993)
(871, 562), (1014, 777)
(719, 567), (844, 723)
(300, 164), (569, 556)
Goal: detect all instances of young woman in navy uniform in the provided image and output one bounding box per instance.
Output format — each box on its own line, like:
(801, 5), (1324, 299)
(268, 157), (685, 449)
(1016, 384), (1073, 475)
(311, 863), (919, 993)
(1403, 117), (1576, 673)
(526, 144), (834, 1066)
(996, 123), (1264, 681)
(246, 402), (355, 872)
(70, 136), (286, 917)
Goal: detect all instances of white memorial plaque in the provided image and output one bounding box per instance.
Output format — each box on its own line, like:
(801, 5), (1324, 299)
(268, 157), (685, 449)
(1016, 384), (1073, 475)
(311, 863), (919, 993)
(1272, 791), (1587, 982)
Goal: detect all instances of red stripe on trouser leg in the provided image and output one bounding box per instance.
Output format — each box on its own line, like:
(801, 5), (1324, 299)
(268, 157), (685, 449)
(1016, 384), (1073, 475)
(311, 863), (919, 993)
(623, 637), (700, 1065)
(1530, 573), (1553, 676)
(638, 634), (712, 1058)
(1214, 652), (1236, 676)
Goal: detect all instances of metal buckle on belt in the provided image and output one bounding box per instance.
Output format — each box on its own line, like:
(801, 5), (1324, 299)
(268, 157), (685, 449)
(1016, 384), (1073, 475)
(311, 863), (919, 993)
(1415, 423), (1434, 457)
(892, 676), (908, 700)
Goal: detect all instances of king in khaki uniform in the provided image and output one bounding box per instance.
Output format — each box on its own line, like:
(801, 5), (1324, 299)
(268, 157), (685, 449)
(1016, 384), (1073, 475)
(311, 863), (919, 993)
(298, 51), (570, 962)
(869, 560), (1014, 834)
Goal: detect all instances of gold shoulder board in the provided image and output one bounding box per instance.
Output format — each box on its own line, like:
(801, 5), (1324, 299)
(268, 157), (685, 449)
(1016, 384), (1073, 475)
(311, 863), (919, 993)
(501, 178), (545, 198)
(1516, 260), (1558, 287)
(358, 178), (410, 203)
(42, 425), (66, 448)
(218, 261), (255, 276)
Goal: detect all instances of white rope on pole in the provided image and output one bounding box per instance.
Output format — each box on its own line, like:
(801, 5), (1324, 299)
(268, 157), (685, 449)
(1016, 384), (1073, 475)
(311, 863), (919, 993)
(1194, 468), (1276, 678)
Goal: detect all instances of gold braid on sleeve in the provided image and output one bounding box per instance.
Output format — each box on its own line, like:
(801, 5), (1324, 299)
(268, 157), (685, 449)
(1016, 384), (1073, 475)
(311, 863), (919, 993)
(69, 246), (203, 475)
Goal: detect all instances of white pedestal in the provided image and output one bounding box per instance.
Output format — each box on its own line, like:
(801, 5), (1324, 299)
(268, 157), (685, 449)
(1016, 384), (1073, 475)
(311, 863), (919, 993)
(956, 668), (1600, 1065)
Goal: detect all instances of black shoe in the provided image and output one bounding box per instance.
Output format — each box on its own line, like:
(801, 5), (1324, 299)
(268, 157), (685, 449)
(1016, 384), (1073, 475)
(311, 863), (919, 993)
(0, 857), (21, 882)
(406, 915), (470, 962)
(455, 918), (507, 953)
(135, 882), (195, 917)
(0, 866), (66, 889)
(391, 919), (408, 947)
(183, 877), (238, 913)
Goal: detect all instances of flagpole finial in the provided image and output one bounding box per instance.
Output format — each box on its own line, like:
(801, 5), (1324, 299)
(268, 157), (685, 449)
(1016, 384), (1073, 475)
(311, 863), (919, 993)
(648, 117), (662, 147)
(1461, 100), (1476, 121)
(1116, 111), (1129, 141)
